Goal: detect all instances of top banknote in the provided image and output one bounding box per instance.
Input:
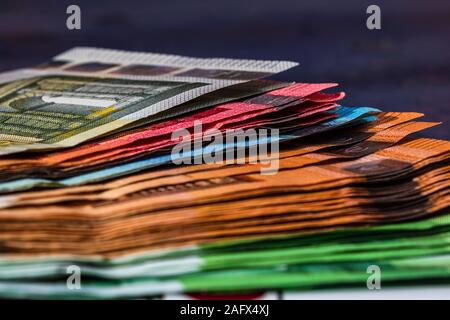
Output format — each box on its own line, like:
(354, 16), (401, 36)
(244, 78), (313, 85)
(0, 47), (297, 155)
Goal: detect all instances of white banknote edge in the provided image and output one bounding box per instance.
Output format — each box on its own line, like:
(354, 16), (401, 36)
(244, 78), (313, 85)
(282, 286), (450, 300)
(55, 46), (299, 73)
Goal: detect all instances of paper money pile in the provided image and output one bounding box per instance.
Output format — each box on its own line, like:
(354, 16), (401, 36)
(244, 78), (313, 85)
(0, 48), (448, 299)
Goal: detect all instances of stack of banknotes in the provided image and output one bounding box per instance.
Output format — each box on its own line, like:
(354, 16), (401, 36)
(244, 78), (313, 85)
(0, 47), (448, 299)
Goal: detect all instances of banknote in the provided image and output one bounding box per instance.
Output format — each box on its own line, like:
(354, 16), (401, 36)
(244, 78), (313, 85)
(1, 210), (449, 280)
(0, 138), (448, 257)
(3, 189), (446, 257)
(0, 105), (380, 193)
(1, 220), (449, 298)
(0, 47), (448, 301)
(117, 79), (290, 131)
(0, 189), (443, 297)
(0, 112), (422, 207)
(0, 236), (449, 299)
(14, 104), (337, 176)
(0, 166), (448, 261)
(0, 47), (297, 155)
(0, 117), (433, 208)
(0, 83), (343, 179)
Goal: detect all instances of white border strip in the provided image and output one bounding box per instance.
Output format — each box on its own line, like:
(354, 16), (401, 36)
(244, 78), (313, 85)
(54, 47), (299, 73)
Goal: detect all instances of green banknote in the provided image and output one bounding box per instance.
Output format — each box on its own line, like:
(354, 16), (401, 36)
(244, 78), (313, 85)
(0, 213), (449, 299)
(0, 47), (297, 155)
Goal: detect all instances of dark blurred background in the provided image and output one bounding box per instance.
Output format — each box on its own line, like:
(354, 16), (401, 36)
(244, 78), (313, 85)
(0, 0), (448, 138)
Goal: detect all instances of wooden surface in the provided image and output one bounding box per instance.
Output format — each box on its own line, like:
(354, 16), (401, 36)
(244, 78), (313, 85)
(0, 0), (448, 139)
